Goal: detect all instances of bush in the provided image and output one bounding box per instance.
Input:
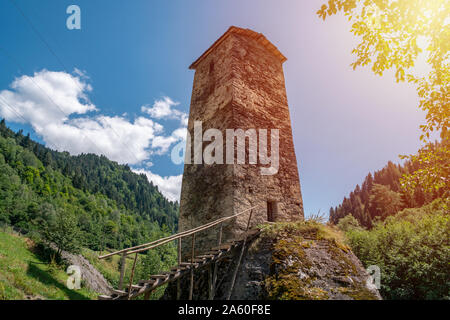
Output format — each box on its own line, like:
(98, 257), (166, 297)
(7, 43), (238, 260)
(344, 199), (449, 299)
(337, 215), (362, 232)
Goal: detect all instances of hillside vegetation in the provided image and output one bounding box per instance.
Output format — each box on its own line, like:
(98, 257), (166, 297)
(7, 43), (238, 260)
(330, 152), (445, 228)
(0, 121), (179, 299)
(0, 120), (178, 252)
(0, 228), (96, 300)
(330, 150), (449, 300)
(338, 199), (449, 300)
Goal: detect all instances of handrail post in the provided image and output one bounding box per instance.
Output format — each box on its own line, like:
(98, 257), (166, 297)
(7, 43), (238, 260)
(209, 222), (223, 300)
(227, 209), (254, 300)
(176, 237), (182, 300)
(118, 252), (127, 290)
(189, 233), (195, 300)
(245, 209), (254, 231)
(178, 238), (182, 265)
(218, 223), (223, 245)
(208, 263), (213, 300)
(127, 252), (138, 300)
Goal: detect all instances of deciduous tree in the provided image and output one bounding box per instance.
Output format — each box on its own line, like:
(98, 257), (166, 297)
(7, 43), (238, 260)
(318, 0), (449, 194)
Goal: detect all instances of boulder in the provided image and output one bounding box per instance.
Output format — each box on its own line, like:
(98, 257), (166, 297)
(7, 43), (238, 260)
(163, 221), (381, 300)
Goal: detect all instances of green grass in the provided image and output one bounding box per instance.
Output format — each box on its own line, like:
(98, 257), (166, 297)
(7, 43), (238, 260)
(82, 248), (124, 288)
(258, 219), (349, 251)
(0, 229), (97, 300)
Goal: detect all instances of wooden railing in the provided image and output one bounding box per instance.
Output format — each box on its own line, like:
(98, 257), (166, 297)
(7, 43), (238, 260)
(98, 205), (258, 300)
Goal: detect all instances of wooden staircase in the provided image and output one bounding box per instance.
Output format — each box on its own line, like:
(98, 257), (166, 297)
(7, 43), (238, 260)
(97, 207), (259, 300)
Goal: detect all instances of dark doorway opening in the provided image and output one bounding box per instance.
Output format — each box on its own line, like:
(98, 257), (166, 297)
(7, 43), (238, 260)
(267, 201), (276, 222)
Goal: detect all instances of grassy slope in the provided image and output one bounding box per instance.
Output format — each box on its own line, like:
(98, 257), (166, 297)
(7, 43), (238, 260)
(82, 248), (123, 288)
(0, 230), (96, 300)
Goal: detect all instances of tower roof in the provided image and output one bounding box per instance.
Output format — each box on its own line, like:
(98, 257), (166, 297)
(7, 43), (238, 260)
(189, 26), (287, 70)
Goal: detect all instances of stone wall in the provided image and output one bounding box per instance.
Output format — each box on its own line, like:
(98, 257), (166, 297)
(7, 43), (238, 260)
(179, 28), (304, 256)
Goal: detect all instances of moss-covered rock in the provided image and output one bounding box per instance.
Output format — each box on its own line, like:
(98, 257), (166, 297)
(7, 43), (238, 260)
(163, 221), (381, 300)
(259, 221), (381, 300)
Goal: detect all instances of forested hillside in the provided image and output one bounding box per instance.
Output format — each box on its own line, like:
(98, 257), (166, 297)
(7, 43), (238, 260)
(0, 119), (178, 252)
(330, 144), (449, 299)
(329, 147), (445, 228)
(329, 145), (449, 300)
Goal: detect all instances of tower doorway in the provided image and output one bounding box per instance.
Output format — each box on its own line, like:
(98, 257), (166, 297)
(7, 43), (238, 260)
(267, 201), (277, 222)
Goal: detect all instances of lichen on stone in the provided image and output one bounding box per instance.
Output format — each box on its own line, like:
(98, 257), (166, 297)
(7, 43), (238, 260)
(259, 220), (349, 249)
(264, 234), (326, 300)
(162, 220), (381, 300)
(258, 221), (381, 300)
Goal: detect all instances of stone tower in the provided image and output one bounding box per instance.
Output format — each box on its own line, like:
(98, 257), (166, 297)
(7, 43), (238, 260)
(179, 26), (303, 254)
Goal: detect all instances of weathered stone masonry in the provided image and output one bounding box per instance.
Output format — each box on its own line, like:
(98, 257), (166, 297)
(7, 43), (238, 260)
(179, 26), (304, 255)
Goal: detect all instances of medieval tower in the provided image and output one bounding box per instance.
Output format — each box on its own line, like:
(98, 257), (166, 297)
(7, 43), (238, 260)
(179, 26), (303, 253)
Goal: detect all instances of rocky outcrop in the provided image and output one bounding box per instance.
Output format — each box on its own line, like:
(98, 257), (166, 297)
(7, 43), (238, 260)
(57, 247), (112, 295)
(163, 221), (381, 300)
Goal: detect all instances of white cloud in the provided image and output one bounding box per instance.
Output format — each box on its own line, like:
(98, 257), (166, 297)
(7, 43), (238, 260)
(0, 70), (96, 130)
(172, 127), (187, 140)
(143, 161), (154, 167)
(151, 127), (187, 155)
(0, 69), (187, 166)
(133, 168), (182, 202)
(141, 96), (188, 125)
(39, 115), (164, 164)
(72, 68), (90, 80)
(0, 69), (187, 202)
(180, 114), (188, 127)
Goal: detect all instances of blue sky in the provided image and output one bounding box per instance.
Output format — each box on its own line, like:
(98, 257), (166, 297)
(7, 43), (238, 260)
(0, 0), (426, 216)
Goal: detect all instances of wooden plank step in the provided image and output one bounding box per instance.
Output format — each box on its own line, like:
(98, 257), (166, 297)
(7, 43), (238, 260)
(180, 262), (198, 267)
(111, 289), (127, 296)
(196, 256), (213, 262)
(171, 263), (193, 269)
(203, 252), (223, 259)
(131, 285), (143, 290)
(171, 266), (186, 271)
(138, 279), (156, 285)
(150, 274), (170, 279)
(204, 250), (222, 255)
(197, 254), (215, 258)
(98, 295), (113, 300)
(212, 244), (232, 251)
(192, 257), (207, 262)
(170, 270), (181, 277)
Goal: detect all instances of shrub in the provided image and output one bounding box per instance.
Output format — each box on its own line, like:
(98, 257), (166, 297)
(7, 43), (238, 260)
(344, 199), (449, 299)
